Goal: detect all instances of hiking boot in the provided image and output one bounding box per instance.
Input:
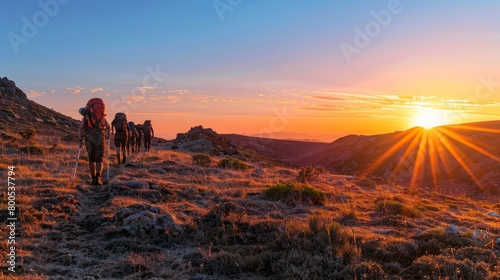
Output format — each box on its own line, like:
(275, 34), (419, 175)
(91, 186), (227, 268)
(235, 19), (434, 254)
(91, 176), (96, 185)
(95, 176), (103, 186)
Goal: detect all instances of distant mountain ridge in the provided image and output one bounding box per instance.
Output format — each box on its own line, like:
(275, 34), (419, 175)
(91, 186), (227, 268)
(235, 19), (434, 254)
(222, 134), (329, 161)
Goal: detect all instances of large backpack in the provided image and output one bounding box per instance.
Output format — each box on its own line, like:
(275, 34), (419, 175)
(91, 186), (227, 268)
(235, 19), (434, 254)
(135, 124), (144, 137)
(128, 121), (137, 137)
(143, 120), (152, 135)
(114, 112), (128, 133)
(85, 98), (106, 130)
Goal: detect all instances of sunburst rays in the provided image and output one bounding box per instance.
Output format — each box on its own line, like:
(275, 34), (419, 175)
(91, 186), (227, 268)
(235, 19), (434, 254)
(362, 122), (500, 193)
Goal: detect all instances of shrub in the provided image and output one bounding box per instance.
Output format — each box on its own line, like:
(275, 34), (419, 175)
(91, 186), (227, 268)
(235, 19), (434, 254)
(20, 145), (46, 155)
(356, 177), (377, 189)
(192, 153), (211, 166)
(264, 182), (326, 206)
(297, 166), (320, 182)
(336, 261), (387, 280)
(376, 198), (422, 218)
(61, 134), (79, 142)
(308, 218), (360, 263)
(402, 255), (490, 279)
(414, 227), (476, 254)
(1, 108), (15, 117)
(217, 158), (249, 170)
(19, 129), (36, 142)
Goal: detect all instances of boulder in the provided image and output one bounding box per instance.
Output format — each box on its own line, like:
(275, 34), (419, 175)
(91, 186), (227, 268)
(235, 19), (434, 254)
(254, 168), (265, 175)
(488, 211), (500, 218)
(445, 224), (462, 235)
(114, 203), (156, 221)
(122, 210), (182, 236)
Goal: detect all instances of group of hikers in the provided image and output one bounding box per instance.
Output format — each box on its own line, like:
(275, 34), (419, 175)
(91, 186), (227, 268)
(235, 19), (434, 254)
(77, 98), (154, 185)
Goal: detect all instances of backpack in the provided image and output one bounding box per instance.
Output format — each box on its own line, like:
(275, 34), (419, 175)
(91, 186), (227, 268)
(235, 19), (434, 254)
(135, 124), (143, 137)
(114, 112), (128, 132)
(143, 120), (152, 135)
(128, 122), (138, 137)
(85, 98), (106, 130)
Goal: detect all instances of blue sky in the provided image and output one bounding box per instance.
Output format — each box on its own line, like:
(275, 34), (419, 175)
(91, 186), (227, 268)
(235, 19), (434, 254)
(2, 0), (500, 140)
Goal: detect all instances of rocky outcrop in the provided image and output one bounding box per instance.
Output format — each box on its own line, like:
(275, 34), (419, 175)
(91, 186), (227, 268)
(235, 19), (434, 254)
(114, 203), (183, 237)
(0, 76), (26, 99)
(171, 125), (241, 156)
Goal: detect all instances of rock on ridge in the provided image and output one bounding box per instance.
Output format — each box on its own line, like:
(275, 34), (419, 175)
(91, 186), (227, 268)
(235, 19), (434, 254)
(171, 125), (241, 156)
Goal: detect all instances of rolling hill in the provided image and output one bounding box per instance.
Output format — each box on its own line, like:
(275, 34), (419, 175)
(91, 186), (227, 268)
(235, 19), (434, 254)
(222, 121), (500, 199)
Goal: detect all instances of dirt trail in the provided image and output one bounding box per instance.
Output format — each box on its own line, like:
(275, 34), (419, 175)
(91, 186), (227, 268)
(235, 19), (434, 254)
(75, 184), (112, 232)
(45, 184), (114, 278)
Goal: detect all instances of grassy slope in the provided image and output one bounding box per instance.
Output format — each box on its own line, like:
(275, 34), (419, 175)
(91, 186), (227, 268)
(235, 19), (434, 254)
(0, 135), (499, 279)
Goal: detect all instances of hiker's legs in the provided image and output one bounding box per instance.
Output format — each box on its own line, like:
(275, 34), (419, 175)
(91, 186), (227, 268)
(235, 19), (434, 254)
(130, 137), (135, 153)
(88, 162), (96, 176)
(144, 134), (151, 151)
(115, 147), (121, 165)
(114, 133), (127, 164)
(85, 131), (104, 184)
(121, 146), (127, 164)
(95, 162), (103, 184)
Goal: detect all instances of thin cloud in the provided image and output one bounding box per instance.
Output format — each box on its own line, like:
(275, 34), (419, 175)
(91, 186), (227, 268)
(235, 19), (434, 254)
(27, 90), (45, 98)
(90, 87), (103, 93)
(311, 95), (345, 101)
(127, 95), (146, 104)
(168, 89), (189, 95)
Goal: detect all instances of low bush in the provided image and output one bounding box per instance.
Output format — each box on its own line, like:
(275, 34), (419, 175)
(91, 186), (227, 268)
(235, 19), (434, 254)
(217, 158), (248, 170)
(376, 198), (422, 218)
(297, 166), (320, 182)
(19, 129), (36, 142)
(20, 145), (46, 155)
(192, 153), (211, 166)
(264, 182), (326, 206)
(356, 177), (377, 189)
(401, 255), (491, 279)
(413, 227), (477, 255)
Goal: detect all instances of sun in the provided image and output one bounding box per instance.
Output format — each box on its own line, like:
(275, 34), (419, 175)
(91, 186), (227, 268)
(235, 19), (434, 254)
(412, 108), (448, 129)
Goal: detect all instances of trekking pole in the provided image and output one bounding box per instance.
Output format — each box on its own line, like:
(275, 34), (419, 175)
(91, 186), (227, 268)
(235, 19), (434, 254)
(71, 144), (82, 184)
(107, 132), (111, 181)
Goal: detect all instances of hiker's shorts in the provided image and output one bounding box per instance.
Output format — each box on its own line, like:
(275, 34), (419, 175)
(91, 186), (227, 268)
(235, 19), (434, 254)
(114, 132), (128, 148)
(85, 130), (105, 162)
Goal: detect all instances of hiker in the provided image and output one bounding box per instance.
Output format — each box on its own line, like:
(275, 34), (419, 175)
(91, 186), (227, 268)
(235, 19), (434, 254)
(135, 123), (143, 152)
(126, 121), (139, 155)
(111, 112), (131, 164)
(143, 120), (154, 152)
(78, 98), (110, 186)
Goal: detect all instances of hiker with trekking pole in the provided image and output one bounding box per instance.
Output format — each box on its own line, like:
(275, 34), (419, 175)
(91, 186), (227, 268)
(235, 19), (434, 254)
(77, 98), (110, 186)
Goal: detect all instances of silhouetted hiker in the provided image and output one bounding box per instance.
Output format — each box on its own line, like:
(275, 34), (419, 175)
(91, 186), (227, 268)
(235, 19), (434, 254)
(111, 112), (130, 165)
(127, 121), (139, 155)
(78, 98), (110, 186)
(143, 120), (154, 152)
(135, 123), (144, 152)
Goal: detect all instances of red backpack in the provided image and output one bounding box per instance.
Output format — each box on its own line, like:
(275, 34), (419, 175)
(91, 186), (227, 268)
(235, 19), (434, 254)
(85, 98), (106, 130)
(113, 112), (128, 134)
